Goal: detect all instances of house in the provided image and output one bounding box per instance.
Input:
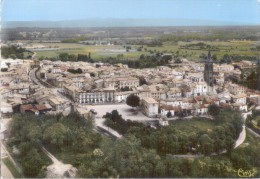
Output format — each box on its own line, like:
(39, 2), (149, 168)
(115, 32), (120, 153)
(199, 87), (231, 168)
(75, 107), (91, 118)
(232, 103), (247, 112)
(167, 87), (182, 99)
(104, 76), (139, 90)
(141, 97), (159, 117)
(49, 97), (68, 111)
(231, 94), (247, 104)
(63, 85), (81, 101)
(135, 85), (152, 99)
(20, 104), (52, 115)
(186, 73), (204, 82)
(195, 104), (208, 115)
(227, 83), (246, 95)
(160, 105), (179, 117)
(0, 87), (13, 100)
(193, 82), (208, 96)
(159, 118), (169, 126)
(181, 85), (193, 98)
(218, 91), (232, 104)
(0, 101), (13, 114)
(35, 104), (52, 114)
(148, 84), (168, 100)
(213, 72), (225, 85)
(219, 102), (232, 110)
(20, 104), (34, 113)
(160, 98), (183, 107)
(77, 88), (115, 104)
(114, 91), (135, 103)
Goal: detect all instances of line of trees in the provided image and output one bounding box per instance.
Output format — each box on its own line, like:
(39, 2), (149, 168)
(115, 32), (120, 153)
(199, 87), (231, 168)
(158, 29), (260, 42)
(1, 45), (33, 59)
(103, 110), (145, 135)
(58, 53), (93, 62)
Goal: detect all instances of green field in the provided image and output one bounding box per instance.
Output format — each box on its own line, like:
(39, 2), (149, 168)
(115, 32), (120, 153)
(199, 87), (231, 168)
(33, 40), (260, 61)
(169, 118), (215, 132)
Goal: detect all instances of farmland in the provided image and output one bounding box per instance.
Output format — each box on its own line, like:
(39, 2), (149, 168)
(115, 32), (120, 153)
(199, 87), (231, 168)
(33, 40), (260, 62)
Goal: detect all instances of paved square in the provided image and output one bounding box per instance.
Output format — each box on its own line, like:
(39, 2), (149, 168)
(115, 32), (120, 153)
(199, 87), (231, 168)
(82, 104), (154, 121)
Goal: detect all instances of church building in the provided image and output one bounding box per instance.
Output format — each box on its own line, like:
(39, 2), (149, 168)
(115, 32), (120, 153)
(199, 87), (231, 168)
(204, 51), (214, 87)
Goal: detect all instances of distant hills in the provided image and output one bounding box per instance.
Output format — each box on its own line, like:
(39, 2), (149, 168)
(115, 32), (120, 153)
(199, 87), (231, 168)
(2, 18), (255, 28)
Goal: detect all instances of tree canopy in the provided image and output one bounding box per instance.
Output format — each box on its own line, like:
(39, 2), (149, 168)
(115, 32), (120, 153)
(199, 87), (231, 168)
(126, 94), (140, 108)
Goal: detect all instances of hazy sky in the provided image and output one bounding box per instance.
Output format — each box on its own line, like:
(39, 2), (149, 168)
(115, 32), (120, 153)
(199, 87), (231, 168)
(2, 0), (260, 25)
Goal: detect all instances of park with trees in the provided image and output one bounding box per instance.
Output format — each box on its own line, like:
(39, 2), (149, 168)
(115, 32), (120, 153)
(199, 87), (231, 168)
(7, 109), (260, 178)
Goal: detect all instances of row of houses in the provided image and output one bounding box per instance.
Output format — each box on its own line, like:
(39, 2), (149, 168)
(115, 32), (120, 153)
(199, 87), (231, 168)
(141, 93), (249, 118)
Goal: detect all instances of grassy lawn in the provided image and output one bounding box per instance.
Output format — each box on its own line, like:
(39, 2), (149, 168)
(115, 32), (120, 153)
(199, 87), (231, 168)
(2, 158), (23, 178)
(169, 118), (215, 132)
(23, 51), (33, 58)
(33, 40), (260, 61)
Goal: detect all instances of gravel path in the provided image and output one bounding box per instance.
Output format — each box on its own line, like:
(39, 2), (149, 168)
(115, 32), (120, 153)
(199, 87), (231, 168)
(41, 146), (77, 178)
(234, 125), (246, 148)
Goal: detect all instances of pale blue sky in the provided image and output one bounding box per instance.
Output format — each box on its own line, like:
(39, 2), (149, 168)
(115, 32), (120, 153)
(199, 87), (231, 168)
(2, 0), (260, 25)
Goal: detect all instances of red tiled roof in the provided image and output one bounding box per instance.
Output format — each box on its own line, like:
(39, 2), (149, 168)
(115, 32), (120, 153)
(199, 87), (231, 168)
(35, 104), (52, 111)
(219, 102), (231, 108)
(161, 105), (181, 111)
(20, 104), (33, 111)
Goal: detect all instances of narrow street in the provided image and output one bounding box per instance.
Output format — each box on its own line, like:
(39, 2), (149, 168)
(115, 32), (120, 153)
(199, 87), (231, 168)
(234, 125), (246, 148)
(233, 112), (250, 148)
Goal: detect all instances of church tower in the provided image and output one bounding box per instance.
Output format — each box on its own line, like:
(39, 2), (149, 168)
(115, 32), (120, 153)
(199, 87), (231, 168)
(204, 51), (214, 87)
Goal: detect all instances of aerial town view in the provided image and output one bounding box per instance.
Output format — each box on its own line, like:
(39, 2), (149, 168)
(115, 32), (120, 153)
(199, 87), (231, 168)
(1, 0), (260, 178)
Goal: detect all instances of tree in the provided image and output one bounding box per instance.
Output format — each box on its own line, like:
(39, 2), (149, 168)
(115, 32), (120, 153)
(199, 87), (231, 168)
(126, 94), (140, 108)
(68, 54), (77, 61)
(22, 148), (44, 177)
(1, 68), (8, 72)
(67, 68), (82, 74)
(5, 62), (11, 68)
(139, 54), (145, 60)
(198, 134), (213, 155)
(90, 72), (96, 77)
(139, 77), (147, 85)
(43, 123), (68, 147)
(59, 53), (69, 61)
(121, 86), (130, 91)
(166, 111), (172, 118)
(257, 119), (260, 127)
(212, 54), (218, 62)
(225, 136), (235, 157)
(208, 104), (220, 116)
(174, 58), (182, 63)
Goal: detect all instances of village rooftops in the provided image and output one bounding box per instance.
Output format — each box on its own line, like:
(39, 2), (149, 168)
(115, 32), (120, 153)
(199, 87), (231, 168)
(104, 76), (139, 82)
(64, 85), (82, 93)
(35, 104), (52, 111)
(49, 97), (67, 105)
(160, 105), (181, 112)
(142, 97), (158, 104)
(230, 93), (247, 99)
